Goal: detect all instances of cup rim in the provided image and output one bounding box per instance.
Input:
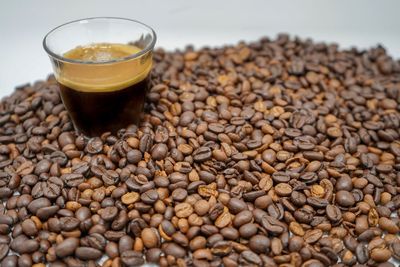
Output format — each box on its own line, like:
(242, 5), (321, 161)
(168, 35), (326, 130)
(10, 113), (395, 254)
(43, 17), (157, 65)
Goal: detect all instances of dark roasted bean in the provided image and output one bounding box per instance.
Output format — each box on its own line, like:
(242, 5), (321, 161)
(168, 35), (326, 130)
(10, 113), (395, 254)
(55, 237), (79, 258)
(121, 250), (145, 266)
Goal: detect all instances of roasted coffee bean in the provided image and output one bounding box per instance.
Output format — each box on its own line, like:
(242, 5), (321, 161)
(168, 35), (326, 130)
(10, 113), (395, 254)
(86, 137), (103, 154)
(60, 217), (80, 231)
(233, 210), (253, 228)
(151, 143), (168, 160)
(228, 198), (247, 214)
(371, 248), (392, 262)
(87, 233), (106, 250)
(37, 206), (59, 220)
(17, 254), (32, 267)
(141, 189), (159, 204)
(139, 133), (153, 153)
(119, 235), (134, 254)
(335, 190), (355, 207)
(102, 169), (119, 186)
(174, 203), (193, 218)
(193, 147), (212, 162)
(10, 235), (38, 254)
(121, 250), (145, 266)
(146, 248), (162, 263)
(127, 149), (142, 164)
(0, 243), (9, 261)
(239, 223), (258, 238)
(249, 235), (270, 253)
(21, 218), (38, 236)
(55, 237), (79, 258)
(61, 173), (84, 187)
(100, 206), (118, 221)
(326, 204), (342, 222)
(105, 241), (119, 259)
(75, 247), (102, 260)
(163, 242), (186, 258)
(1, 255), (17, 267)
(260, 215), (286, 235)
(142, 228), (160, 248)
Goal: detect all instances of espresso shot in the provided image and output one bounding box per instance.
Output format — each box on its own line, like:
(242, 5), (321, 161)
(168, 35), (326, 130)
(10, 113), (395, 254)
(43, 18), (156, 137)
(58, 77), (148, 137)
(58, 43), (151, 136)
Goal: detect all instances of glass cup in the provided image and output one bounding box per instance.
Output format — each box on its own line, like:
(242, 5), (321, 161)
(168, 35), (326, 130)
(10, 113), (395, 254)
(43, 17), (156, 137)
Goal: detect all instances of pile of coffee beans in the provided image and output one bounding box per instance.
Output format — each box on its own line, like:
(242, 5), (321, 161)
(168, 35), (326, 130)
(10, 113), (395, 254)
(0, 34), (400, 267)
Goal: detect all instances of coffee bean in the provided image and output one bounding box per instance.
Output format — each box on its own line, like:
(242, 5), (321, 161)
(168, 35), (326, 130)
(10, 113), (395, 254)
(10, 236), (38, 254)
(379, 217), (399, 234)
(127, 149), (142, 164)
(326, 204), (342, 222)
(75, 247), (102, 260)
(233, 210), (253, 228)
(215, 211), (232, 228)
(228, 198), (247, 214)
(17, 254), (32, 267)
(101, 206), (118, 221)
(171, 188), (188, 202)
(55, 237), (79, 258)
(335, 190), (355, 207)
(141, 227), (160, 248)
(1, 255), (17, 267)
(174, 203), (193, 218)
(239, 223), (258, 238)
(159, 220), (175, 239)
(139, 133), (153, 153)
(87, 233), (106, 250)
(163, 243), (186, 258)
(118, 235), (134, 254)
(36, 206), (59, 220)
(303, 229), (323, 244)
(61, 173), (84, 187)
(105, 242), (119, 259)
(151, 143), (168, 160)
(371, 248), (392, 262)
(259, 215), (286, 235)
(141, 189), (159, 204)
(193, 147), (212, 162)
(102, 169), (119, 186)
(240, 250), (262, 265)
(86, 137), (103, 154)
(335, 175), (353, 191)
(272, 172), (290, 183)
(58, 132), (75, 147)
(289, 221), (305, 236)
(146, 248), (162, 263)
(249, 235), (270, 253)
(21, 219), (38, 236)
(121, 192), (140, 205)
(27, 198), (51, 214)
(275, 183), (292, 196)
(0, 243), (9, 261)
(180, 111), (195, 126)
(121, 250), (144, 266)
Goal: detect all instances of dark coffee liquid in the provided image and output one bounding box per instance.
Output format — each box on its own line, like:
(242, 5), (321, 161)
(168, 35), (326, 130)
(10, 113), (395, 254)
(57, 43), (152, 136)
(59, 78), (148, 136)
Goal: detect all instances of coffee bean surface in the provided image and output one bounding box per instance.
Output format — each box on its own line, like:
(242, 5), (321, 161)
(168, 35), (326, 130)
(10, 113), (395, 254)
(0, 34), (400, 266)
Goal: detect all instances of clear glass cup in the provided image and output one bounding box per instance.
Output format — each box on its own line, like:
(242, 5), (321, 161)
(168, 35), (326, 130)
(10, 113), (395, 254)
(43, 17), (156, 137)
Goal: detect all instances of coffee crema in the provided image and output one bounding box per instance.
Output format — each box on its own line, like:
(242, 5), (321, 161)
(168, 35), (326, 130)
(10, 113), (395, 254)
(55, 43), (152, 136)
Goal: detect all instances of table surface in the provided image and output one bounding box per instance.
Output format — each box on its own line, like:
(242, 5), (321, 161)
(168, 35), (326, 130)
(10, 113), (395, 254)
(0, 0), (400, 97)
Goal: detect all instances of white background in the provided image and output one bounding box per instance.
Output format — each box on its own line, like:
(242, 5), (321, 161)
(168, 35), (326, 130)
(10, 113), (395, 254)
(0, 0), (400, 96)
